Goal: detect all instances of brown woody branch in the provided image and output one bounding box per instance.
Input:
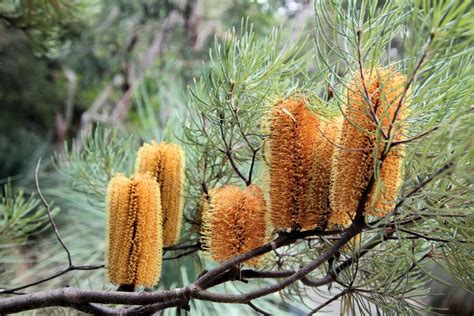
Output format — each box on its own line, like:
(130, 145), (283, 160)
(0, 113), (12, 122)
(0, 223), (362, 314)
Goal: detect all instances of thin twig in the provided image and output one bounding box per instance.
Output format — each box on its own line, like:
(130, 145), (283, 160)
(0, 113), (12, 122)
(248, 301), (271, 315)
(301, 274), (334, 287)
(224, 81), (260, 185)
(387, 33), (434, 140)
(247, 147), (259, 185)
(163, 241), (201, 252)
(0, 265), (105, 294)
(309, 289), (350, 314)
(391, 125), (439, 146)
(399, 228), (467, 244)
(217, 110), (248, 183)
(355, 29), (388, 140)
(35, 158), (72, 267)
(392, 161), (454, 214)
(368, 160), (455, 229)
(314, 121), (373, 152)
(163, 248), (200, 260)
(390, 250), (432, 289)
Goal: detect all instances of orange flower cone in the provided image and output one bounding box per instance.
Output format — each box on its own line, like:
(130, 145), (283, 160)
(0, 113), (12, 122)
(329, 68), (407, 225)
(201, 184), (267, 266)
(307, 116), (342, 228)
(269, 98), (326, 230)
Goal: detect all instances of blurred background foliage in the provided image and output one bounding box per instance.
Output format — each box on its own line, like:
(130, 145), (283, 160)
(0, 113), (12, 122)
(0, 0), (311, 175)
(0, 0), (473, 315)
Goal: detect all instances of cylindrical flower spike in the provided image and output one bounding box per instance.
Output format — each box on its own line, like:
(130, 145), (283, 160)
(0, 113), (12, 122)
(106, 173), (162, 287)
(307, 116), (342, 227)
(269, 98), (325, 230)
(329, 68), (407, 226)
(135, 141), (185, 247)
(201, 184), (267, 267)
(365, 130), (405, 216)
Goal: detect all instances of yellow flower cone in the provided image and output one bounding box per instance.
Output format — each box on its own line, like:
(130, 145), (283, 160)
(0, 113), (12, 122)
(135, 141), (185, 247)
(106, 173), (162, 287)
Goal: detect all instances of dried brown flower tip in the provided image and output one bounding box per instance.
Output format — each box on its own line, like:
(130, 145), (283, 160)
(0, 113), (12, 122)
(329, 68), (407, 226)
(135, 141), (185, 247)
(269, 98), (322, 230)
(201, 184), (267, 266)
(106, 173), (162, 287)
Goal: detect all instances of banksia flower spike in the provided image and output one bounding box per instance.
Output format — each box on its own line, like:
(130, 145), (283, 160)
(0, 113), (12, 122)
(329, 67), (407, 226)
(201, 184), (267, 266)
(269, 98), (324, 231)
(307, 116), (342, 227)
(135, 141), (185, 247)
(365, 127), (405, 216)
(106, 173), (162, 287)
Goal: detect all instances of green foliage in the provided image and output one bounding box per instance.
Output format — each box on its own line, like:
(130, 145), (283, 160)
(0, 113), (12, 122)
(0, 183), (54, 244)
(130, 65), (187, 142)
(184, 22), (307, 199)
(55, 127), (135, 197)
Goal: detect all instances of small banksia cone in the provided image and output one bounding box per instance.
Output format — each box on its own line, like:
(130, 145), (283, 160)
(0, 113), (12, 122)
(106, 173), (162, 287)
(135, 141), (185, 247)
(307, 116), (342, 227)
(201, 184), (267, 266)
(269, 98), (323, 230)
(329, 68), (407, 226)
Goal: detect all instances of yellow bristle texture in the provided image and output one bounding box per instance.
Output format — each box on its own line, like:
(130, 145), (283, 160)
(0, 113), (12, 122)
(307, 116), (342, 228)
(135, 141), (185, 247)
(106, 173), (162, 287)
(201, 184), (267, 267)
(269, 99), (321, 230)
(329, 68), (407, 226)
